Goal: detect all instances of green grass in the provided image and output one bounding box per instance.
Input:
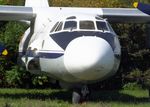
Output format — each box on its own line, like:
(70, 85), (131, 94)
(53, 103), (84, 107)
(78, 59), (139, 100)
(0, 88), (150, 107)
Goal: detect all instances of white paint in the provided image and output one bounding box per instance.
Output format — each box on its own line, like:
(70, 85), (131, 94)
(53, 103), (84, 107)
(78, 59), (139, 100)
(25, 0), (49, 7)
(64, 37), (115, 81)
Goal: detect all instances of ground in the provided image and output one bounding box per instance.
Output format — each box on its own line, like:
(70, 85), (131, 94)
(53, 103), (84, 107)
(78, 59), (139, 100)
(0, 88), (150, 107)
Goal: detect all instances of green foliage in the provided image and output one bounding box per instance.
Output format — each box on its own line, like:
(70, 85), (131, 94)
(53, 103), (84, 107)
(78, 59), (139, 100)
(0, 0), (24, 5)
(4, 65), (32, 88)
(125, 69), (142, 81)
(50, 0), (128, 7)
(0, 22), (27, 66)
(32, 75), (49, 87)
(0, 58), (5, 85)
(4, 65), (50, 88)
(0, 22), (27, 48)
(0, 22), (27, 88)
(123, 82), (142, 90)
(5, 66), (22, 87)
(0, 0), (8, 5)
(130, 69), (142, 78)
(0, 89), (149, 107)
(49, 0), (150, 8)
(141, 69), (150, 88)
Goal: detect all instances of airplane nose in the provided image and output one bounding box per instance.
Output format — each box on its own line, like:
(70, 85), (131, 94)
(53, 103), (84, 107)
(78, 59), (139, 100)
(64, 36), (115, 81)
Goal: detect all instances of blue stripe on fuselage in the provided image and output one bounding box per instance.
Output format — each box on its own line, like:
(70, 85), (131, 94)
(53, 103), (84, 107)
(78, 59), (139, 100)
(38, 52), (63, 58)
(19, 51), (64, 59)
(50, 31), (115, 50)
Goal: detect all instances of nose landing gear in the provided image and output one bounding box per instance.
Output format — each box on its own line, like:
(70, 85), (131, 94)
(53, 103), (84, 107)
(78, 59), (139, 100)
(72, 85), (90, 104)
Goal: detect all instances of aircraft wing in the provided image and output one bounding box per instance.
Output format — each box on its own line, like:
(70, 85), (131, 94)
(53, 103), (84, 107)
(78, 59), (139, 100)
(56, 7), (150, 23)
(101, 8), (150, 23)
(0, 6), (36, 21)
(0, 5), (36, 56)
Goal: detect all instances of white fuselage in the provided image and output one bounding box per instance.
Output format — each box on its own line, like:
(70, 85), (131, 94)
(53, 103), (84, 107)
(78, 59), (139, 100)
(19, 7), (121, 84)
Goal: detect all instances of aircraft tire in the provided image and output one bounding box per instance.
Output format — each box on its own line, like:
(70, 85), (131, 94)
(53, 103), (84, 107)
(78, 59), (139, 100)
(72, 91), (81, 104)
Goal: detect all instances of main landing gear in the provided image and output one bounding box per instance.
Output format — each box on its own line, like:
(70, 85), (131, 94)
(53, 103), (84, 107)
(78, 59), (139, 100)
(72, 85), (90, 104)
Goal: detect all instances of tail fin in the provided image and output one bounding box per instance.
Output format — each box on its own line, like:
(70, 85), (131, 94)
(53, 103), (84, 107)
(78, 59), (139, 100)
(25, 0), (49, 7)
(133, 2), (150, 15)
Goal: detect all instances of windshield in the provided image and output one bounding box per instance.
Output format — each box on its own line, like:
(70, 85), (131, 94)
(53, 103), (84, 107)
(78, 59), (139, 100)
(50, 20), (110, 33)
(80, 21), (95, 30)
(50, 22), (59, 33)
(55, 22), (63, 32)
(64, 21), (77, 30)
(96, 21), (108, 31)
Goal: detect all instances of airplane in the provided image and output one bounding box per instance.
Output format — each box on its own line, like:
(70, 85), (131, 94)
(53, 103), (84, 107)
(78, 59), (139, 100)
(0, 0), (150, 103)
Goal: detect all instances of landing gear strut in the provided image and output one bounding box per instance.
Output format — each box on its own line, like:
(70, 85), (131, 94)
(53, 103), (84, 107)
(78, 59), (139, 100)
(72, 85), (90, 104)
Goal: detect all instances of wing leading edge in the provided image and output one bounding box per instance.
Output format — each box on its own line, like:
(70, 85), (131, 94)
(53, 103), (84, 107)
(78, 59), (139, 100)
(0, 6), (36, 55)
(0, 6), (36, 21)
(48, 7), (150, 23)
(101, 8), (150, 23)
(0, 4), (150, 25)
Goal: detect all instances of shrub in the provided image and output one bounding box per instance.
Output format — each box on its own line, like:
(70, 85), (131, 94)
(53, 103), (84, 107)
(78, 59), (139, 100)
(123, 82), (142, 90)
(5, 66), (24, 87)
(32, 75), (49, 88)
(141, 69), (150, 89)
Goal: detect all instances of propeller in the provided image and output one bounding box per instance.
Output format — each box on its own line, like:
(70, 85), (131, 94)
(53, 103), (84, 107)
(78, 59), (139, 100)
(0, 44), (8, 56)
(133, 2), (150, 15)
(133, 2), (150, 48)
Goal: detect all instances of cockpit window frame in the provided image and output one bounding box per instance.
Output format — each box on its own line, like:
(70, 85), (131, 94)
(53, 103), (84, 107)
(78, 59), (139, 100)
(63, 20), (77, 31)
(79, 20), (95, 30)
(66, 16), (76, 20)
(107, 22), (116, 34)
(55, 21), (63, 32)
(50, 17), (112, 34)
(96, 21), (109, 32)
(50, 22), (59, 33)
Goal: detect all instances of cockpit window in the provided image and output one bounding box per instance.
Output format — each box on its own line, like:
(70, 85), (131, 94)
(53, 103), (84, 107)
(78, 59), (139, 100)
(66, 16), (76, 20)
(107, 23), (115, 33)
(80, 21), (95, 30)
(95, 16), (103, 20)
(50, 22), (59, 32)
(64, 21), (77, 31)
(96, 21), (108, 31)
(55, 22), (63, 32)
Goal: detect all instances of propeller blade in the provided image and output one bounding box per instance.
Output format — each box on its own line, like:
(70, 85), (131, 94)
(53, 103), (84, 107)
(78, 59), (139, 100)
(133, 2), (150, 15)
(0, 44), (8, 56)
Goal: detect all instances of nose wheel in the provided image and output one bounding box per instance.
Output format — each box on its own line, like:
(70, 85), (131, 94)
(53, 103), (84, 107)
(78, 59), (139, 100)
(72, 85), (90, 104)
